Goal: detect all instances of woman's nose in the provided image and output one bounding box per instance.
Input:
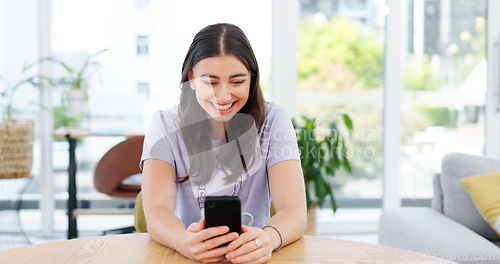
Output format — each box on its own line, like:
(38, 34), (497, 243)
(215, 84), (231, 102)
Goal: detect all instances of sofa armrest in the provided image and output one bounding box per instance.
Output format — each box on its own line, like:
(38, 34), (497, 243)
(440, 153), (500, 240)
(431, 173), (443, 212)
(379, 207), (500, 264)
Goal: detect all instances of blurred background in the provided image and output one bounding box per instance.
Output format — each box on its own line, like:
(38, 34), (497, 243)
(0, 0), (496, 246)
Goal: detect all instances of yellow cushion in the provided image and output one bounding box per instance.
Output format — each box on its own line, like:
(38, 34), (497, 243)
(134, 191), (148, 233)
(459, 172), (500, 236)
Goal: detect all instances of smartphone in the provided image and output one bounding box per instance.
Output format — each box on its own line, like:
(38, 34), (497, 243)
(204, 196), (242, 236)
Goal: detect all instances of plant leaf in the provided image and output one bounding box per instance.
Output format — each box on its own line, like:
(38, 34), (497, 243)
(343, 113), (353, 131)
(323, 181), (337, 212)
(343, 158), (352, 172)
(341, 140), (352, 172)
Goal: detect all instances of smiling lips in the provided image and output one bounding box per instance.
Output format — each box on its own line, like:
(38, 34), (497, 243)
(210, 101), (236, 113)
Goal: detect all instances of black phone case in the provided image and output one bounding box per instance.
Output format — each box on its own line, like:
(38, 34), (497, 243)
(204, 196), (242, 235)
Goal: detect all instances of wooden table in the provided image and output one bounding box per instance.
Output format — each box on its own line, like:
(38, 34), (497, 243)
(53, 127), (144, 239)
(0, 234), (455, 263)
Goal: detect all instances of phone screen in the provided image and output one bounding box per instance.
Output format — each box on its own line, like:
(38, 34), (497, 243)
(204, 196), (242, 235)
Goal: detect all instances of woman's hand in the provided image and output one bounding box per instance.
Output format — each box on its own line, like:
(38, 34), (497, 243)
(225, 225), (273, 264)
(175, 219), (240, 263)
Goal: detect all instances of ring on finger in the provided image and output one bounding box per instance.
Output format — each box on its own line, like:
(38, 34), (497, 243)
(254, 238), (261, 248)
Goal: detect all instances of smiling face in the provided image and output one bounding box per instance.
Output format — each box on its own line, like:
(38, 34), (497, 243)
(188, 55), (251, 122)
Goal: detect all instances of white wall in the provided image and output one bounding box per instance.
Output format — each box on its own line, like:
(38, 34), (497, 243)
(147, 0), (272, 119)
(0, 0), (38, 90)
(48, 0), (272, 129)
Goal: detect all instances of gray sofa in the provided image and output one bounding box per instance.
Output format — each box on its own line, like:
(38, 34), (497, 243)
(379, 152), (500, 264)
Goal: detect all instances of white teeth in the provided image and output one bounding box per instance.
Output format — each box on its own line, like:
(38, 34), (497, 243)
(212, 102), (234, 111)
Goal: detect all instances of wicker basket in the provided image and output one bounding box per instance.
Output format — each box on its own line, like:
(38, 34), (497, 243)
(0, 120), (34, 179)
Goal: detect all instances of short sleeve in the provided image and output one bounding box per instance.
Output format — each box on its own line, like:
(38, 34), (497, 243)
(264, 106), (300, 169)
(140, 111), (178, 170)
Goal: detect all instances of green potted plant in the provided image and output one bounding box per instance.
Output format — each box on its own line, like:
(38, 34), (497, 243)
(292, 114), (353, 234)
(48, 48), (108, 114)
(0, 61), (51, 179)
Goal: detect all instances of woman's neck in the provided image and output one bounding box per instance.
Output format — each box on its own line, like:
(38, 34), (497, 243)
(209, 118), (228, 141)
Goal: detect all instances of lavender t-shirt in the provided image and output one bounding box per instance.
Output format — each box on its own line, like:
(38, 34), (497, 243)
(140, 102), (300, 228)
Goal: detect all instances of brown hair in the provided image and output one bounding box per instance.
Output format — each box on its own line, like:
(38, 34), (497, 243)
(177, 23), (265, 185)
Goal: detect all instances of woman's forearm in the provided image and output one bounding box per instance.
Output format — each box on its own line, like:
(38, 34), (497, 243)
(142, 159), (185, 250)
(145, 206), (187, 251)
(265, 204), (307, 251)
(266, 160), (308, 251)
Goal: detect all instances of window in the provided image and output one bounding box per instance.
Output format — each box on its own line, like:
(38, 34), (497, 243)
(136, 0), (151, 9)
(136, 35), (149, 55)
(297, 0), (487, 208)
(399, 0), (486, 199)
(297, 0), (386, 206)
(137, 82), (149, 94)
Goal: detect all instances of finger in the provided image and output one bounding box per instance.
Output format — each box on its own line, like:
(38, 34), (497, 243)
(241, 225), (251, 233)
(200, 225), (230, 241)
(228, 248), (266, 264)
(227, 227), (259, 251)
(203, 232), (239, 250)
(196, 245), (230, 261)
(227, 237), (266, 261)
(186, 219), (204, 232)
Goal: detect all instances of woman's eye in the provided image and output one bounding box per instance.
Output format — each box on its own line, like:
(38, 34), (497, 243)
(231, 80), (246, 85)
(203, 81), (217, 85)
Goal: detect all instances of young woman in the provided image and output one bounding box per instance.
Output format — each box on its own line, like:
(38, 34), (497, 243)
(141, 23), (306, 263)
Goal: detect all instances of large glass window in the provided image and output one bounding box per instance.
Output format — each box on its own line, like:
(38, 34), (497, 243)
(298, 0), (387, 207)
(298, 0), (487, 208)
(399, 0), (486, 199)
(0, 0), (44, 206)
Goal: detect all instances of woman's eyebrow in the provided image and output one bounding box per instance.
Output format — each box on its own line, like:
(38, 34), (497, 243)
(200, 74), (219, 79)
(229, 73), (248, 78)
(199, 73), (248, 79)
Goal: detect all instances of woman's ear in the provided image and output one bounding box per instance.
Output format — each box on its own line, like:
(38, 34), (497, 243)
(188, 71), (196, 90)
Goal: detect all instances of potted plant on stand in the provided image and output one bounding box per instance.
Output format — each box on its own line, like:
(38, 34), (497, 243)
(293, 115), (353, 235)
(0, 61), (51, 179)
(49, 48), (108, 118)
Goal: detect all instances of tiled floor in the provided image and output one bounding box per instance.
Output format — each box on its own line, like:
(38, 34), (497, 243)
(1, 208), (380, 251)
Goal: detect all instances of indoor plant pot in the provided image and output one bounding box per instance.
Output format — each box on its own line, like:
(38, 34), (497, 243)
(0, 120), (34, 179)
(48, 48), (108, 116)
(65, 89), (88, 114)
